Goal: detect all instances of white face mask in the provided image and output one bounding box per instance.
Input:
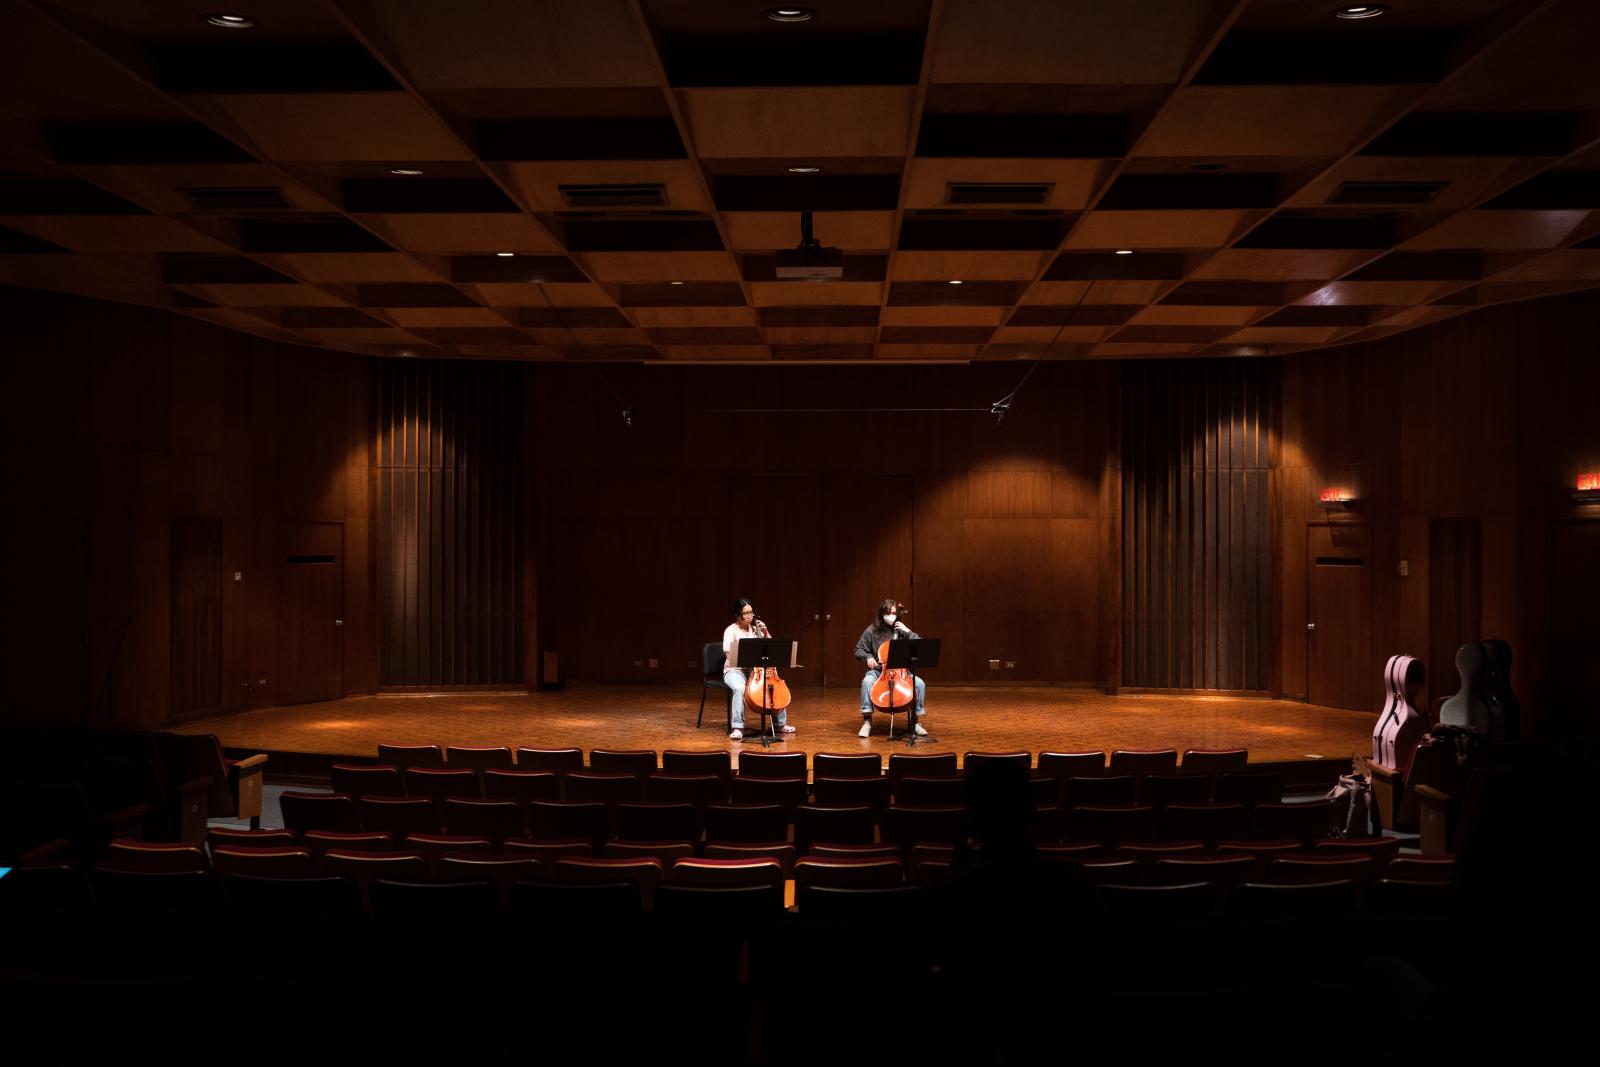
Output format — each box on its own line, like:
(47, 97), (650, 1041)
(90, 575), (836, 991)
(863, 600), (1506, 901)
(882, 613), (897, 627)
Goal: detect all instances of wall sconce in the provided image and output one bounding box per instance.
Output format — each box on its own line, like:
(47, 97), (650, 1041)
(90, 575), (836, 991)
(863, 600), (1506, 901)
(1575, 472), (1600, 505)
(1319, 487), (1357, 512)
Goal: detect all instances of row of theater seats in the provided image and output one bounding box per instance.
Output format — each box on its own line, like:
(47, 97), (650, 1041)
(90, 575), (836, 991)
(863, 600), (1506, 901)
(270, 789), (1342, 851)
(366, 743), (1252, 782)
(204, 822), (1446, 881)
(0, 725), (266, 864)
(7, 833), (1454, 923)
(336, 744), (1282, 808)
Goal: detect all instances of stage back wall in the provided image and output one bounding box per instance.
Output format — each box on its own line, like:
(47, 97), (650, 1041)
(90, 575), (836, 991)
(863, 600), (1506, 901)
(3, 284), (1597, 737)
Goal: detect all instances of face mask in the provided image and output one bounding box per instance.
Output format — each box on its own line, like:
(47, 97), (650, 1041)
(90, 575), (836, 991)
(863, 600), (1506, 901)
(882, 613), (897, 626)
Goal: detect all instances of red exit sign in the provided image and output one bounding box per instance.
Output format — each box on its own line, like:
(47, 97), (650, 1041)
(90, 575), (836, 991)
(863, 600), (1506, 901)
(1579, 473), (1600, 492)
(1319, 487), (1351, 503)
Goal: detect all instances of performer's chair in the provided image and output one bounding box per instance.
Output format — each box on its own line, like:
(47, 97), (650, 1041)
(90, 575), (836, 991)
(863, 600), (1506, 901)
(696, 642), (732, 729)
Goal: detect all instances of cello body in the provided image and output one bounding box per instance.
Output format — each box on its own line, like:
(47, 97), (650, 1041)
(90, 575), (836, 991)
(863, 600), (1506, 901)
(743, 620), (792, 711)
(868, 638), (916, 709)
(744, 667), (792, 712)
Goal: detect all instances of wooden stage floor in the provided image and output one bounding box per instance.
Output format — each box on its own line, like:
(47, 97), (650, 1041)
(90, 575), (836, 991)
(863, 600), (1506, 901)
(177, 685), (1376, 773)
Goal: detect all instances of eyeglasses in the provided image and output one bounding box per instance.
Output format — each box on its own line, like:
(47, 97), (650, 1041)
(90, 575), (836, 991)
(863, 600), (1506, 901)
(740, 609), (755, 616)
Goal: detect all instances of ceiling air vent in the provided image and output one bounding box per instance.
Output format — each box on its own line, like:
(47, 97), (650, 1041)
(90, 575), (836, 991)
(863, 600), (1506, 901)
(180, 186), (291, 210)
(946, 182), (1054, 205)
(180, 185), (291, 211)
(558, 183), (668, 208)
(1329, 180), (1447, 205)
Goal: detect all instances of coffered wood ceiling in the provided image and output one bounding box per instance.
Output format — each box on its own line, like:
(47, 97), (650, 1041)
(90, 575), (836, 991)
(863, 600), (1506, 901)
(1, 0), (1598, 362)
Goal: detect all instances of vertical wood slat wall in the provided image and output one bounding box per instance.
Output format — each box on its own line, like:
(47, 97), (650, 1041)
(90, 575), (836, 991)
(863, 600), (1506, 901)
(1121, 360), (1274, 691)
(377, 359), (526, 687)
(170, 516), (223, 716)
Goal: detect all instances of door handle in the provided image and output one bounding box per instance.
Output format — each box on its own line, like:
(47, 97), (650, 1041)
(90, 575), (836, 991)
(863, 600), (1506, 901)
(814, 614), (819, 621)
(825, 614), (831, 622)
(335, 619), (344, 627)
(1306, 622), (1315, 631)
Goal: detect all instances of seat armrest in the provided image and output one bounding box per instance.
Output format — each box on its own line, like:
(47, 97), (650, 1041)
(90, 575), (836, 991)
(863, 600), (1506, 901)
(177, 775), (214, 843)
(227, 753), (269, 825)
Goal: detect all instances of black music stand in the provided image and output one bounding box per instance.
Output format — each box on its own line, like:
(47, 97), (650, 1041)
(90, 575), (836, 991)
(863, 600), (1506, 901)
(885, 638), (940, 746)
(736, 636), (795, 746)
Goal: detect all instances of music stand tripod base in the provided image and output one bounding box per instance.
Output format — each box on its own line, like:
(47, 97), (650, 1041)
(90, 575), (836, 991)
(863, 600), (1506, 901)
(734, 635), (795, 748)
(739, 712), (781, 747)
(883, 637), (941, 747)
(885, 704), (935, 747)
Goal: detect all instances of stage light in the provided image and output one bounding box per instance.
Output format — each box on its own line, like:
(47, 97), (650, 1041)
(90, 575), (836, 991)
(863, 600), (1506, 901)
(389, 167), (424, 176)
(202, 13), (257, 29)
(1333, 5), (1388, 19)
(787, 165), (822, 174)
(767, 8), (815, 22)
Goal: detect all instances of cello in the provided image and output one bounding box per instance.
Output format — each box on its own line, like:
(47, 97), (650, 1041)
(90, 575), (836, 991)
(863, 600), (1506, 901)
(743, 617), (792, 718)
(869, 603), (916, 713)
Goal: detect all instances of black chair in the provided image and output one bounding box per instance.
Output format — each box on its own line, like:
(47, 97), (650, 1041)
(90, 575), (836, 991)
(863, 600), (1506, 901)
(696, 642), (731, 729)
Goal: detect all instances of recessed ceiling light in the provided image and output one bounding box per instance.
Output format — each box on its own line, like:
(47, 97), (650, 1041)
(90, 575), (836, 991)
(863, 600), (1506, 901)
(201, 13), (257, 29)
(1332, 4), (1388, 18)
(670, 280), (685, 285)
(948, 279), (963, 285)
(496, 252), (515, 257)
(787, 165), (822, 174)
(1115, 249), (1134, 255)
(766, 7), (815, 22)
(388, 167), (424, 176)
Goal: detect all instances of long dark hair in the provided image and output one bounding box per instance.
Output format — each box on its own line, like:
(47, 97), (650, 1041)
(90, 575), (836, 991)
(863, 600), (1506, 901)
(876, 597), (900, 627)
(733, 597), (753, 622)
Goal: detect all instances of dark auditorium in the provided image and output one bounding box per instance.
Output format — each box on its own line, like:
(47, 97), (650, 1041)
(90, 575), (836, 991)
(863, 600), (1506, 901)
(2, 2), (1596, 1062)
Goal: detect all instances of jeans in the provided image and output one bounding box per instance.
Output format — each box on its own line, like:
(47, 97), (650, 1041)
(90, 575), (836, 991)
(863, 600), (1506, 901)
(859, 669), (925, 718)
(725, 668), (787, 730)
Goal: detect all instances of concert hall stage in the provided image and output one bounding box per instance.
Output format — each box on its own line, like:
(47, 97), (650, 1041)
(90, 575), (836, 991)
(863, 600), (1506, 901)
(176, 686), (1376, 782)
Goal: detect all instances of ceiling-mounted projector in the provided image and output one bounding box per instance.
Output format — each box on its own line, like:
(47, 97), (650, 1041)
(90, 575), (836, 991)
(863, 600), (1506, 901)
(775, 209), (843, 278)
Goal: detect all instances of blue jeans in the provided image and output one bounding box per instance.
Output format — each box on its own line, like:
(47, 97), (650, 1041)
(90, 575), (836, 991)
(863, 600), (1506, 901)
(860, 670), (925, 718)
(725, 668), (787, 730)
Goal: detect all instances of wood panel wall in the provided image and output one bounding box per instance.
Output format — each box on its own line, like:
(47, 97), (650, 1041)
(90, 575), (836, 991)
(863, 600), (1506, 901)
(6, 280), (1597, 736)
(376, 359), (527, 687)
(1119, 360), (1273, 692)
(532, 360), (1117, 687)
(0, 286), (374, 728)
(1427, 518), (1482, 719)
(170, 516), (223, 717)
(1279, 289), (1600, 737)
